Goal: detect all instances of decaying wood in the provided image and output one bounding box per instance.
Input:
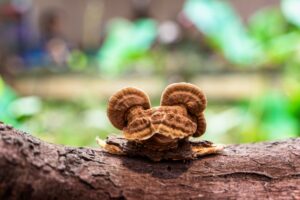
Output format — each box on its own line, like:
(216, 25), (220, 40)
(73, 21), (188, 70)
(0, 122), (300, 199)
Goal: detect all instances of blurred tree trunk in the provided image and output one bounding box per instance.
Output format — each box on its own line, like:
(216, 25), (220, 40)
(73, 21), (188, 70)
(0, 122), (299, 200)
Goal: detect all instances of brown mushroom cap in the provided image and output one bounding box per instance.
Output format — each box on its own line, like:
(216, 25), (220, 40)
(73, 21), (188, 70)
(107, 87), (151, 130)
(160, 82), (207, 115)
(161, 82), (207, 138)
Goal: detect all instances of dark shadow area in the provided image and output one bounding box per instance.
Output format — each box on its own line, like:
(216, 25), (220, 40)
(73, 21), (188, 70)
(121, 156), (193, 179)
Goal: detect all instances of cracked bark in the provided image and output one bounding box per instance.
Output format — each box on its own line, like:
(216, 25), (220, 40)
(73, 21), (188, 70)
(0, 122), (300, 200)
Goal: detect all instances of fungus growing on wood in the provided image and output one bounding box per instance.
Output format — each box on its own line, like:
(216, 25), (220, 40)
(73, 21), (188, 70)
(101, 82), (222, 161)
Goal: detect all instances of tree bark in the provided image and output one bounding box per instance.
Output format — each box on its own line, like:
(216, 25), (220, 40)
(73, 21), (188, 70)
(0, 122), (299, 200)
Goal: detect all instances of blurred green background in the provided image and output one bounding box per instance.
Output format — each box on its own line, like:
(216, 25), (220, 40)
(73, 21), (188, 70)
(0, 0), (300, 147)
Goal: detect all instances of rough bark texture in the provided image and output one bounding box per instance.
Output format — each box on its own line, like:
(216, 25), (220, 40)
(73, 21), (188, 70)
(0, 122), (300, 200)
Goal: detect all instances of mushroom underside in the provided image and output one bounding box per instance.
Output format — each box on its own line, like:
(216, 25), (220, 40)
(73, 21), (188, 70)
(98, 135), (223, 161)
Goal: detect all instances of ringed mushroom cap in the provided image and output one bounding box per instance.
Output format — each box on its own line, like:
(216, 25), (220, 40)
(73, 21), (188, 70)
(160, 82), (207, 137)
(107, 87), (151, 130)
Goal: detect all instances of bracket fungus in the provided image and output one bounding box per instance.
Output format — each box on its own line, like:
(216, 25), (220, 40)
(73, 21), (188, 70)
(98, 82), (223, 161)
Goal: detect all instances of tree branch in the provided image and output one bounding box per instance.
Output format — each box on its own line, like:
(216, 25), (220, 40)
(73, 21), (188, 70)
(0, 122), (299, 199)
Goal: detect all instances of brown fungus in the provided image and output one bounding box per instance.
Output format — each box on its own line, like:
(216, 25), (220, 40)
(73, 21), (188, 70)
(161, 82), (207, 137)
(102, 83), (222, 161)
(107, 87), (151, 130)
(161, 82), (207, 115)
(123, 106), (197, 143)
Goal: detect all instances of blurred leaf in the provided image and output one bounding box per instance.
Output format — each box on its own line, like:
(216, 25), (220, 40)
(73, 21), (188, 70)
(267, 32), (300, 63)
(183, 0), (261, 65)
(249, 7), (300, 65)
(98, 18), (157, 75)
(253, 91), (298, 140)
(0, 77), (19, 126)
(248, 8), (287, 44)
(9, 96), (42, 118)
(283, 75), (300, 120)
(281, 0), (300, 27)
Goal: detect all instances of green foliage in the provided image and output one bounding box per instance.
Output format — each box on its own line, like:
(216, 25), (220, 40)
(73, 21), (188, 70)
(0, 77), (19, 126)
(23, 99), (115, 147)
(248, 8), (287, 44)
(266, 32), (300, 64)
(183, 0), (261, 65)
(251, 91), (298, 140)
(97, 18), (157, 76)
(182, 0), (300, 71)
(0, 77), (45, 129)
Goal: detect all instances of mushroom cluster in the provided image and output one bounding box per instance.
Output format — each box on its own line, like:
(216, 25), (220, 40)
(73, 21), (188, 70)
(100, 82), (222, 161)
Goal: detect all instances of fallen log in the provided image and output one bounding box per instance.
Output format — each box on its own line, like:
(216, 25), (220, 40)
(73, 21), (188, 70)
(0, 122), (299, 199)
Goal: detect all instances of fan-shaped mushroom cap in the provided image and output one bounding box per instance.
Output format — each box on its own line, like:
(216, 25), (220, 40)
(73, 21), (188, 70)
(107, 87), (151, 130)
(160, 82), (207, 115)
(161, 82), (207, 137)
